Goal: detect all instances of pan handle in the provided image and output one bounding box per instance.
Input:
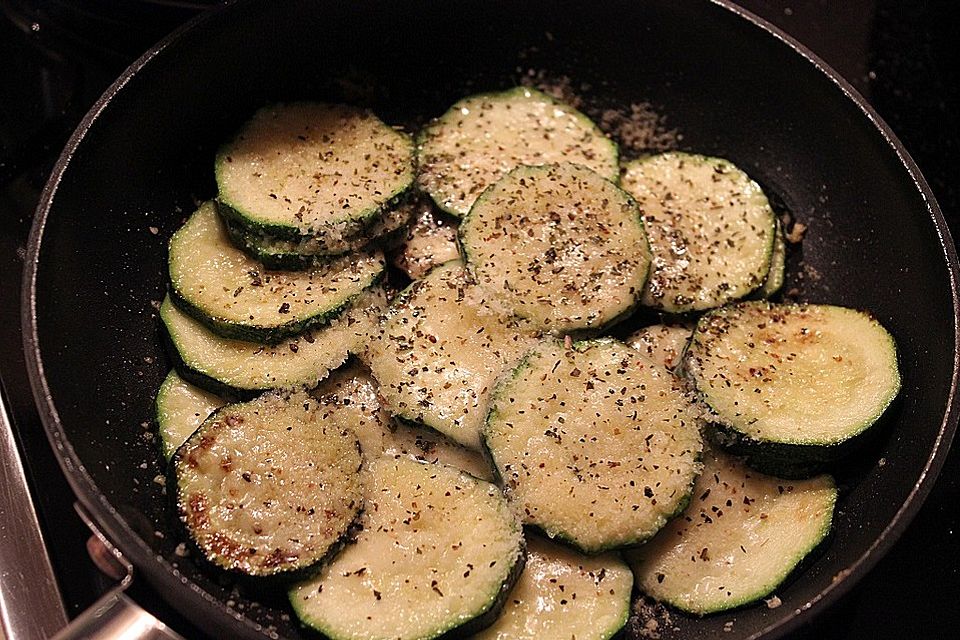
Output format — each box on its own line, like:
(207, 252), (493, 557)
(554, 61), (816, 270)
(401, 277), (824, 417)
(51, 589), (182, 640)
(51, 504), (185, 640)
(0, 386), (69, 639)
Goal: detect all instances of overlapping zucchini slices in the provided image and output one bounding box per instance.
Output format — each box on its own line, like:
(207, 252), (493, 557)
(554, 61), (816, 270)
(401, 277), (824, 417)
(155, 370), (225, 461)
(627, 447), (837, 615)
(684, 302), (901, 468)
(168, 201), (384, 343)
(289, 456), (525, 640)
(475, 535), (633, 640)
(172, 391), (363, 579)
(161, 288), (384, 397)
(460, 163), (651, 332)
(149, 89), (903, 633)
(621, 152), (776, 313)
(217, 102), (414, 243)
(484, 338), (703, 553)
(417, 87), (619, 217)
(367, 260), (537, 449)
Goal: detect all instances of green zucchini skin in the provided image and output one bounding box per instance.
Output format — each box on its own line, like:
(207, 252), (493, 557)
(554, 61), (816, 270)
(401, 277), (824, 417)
(751, 220), (787, 300)
(168, 202), (386, 344)
(161, 290), (384, 397)
(167, 391), (363, 589)
(417, 86), (619, 218)
(216, 102), (415, 241)
(626, 447), (837, 615)
(459, 163), (651, 333)
(706, 422), (868, 479)
(684, 302), (901, 474)
(367, 260), (537, 450)
(224, 214), (409, 271)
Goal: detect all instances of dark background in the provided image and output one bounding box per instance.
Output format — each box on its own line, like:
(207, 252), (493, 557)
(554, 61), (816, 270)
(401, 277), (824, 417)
(1, 1), (957, 637)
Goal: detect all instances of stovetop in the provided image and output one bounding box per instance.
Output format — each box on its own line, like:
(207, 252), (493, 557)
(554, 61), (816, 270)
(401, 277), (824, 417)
(1, 1), (957, 638)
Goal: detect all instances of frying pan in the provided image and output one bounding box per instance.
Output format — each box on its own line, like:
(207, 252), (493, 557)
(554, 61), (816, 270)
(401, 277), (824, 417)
(22, 0), (959, 638)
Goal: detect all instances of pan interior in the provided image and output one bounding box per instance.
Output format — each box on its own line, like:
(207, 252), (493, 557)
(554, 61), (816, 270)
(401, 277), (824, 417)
(26, 1), (957, 639)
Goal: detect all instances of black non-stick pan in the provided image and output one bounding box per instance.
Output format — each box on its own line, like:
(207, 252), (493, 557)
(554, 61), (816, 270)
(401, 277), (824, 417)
(23, 1), (959, 638)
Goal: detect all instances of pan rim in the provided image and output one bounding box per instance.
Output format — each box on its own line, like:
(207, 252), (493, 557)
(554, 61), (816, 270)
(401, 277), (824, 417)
(20, 0), (960, 638)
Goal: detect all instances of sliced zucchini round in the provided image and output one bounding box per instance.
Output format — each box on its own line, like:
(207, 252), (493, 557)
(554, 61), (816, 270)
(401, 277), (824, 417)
(288, 456), (525, 640)
(625, 323), (693, 371)
(684, 302), (901, 459)
(155, 369), (226, 461)
(224, 199), (413, 270)
(460, 163), (651, 332)
(161, 289), (384, 396)
(484, 338), (703, 554)
(168, 201), (384, 343)
(172, 390), (363, 579)
(474, 534), (633, 640)
(367, 260), (537, 450)
(626, 447), (837, 615)
(216, 102), (414, 240)
(620, 152), (776, 313)
(417, 86), (619, 217)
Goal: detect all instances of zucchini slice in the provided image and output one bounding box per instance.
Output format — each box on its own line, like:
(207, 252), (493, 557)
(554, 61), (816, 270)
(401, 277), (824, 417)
(484, 338), (703, 554)
(216, 102), (414, 240)
(460, 163), (651, 332)
(417, 86), (619, 217)
(367, 260), (537, 450)
(224, 199), (413, 270)
(684, 302), (901, 461)
(626, 447), (837, 615)
(172, 390), (364, 579)
(155, 369), (226, 461)
(161, 288), (385, 396)
(392, 204), (461, 280)
(753, 220), (787, 299)
(312, 362), (493, 480)
(288, 456), (525, 640)
(169, 201), (384, 343)
(625, 323), (693, 371)
(474, 535), (633, 640)
(620, 152), (776, 313)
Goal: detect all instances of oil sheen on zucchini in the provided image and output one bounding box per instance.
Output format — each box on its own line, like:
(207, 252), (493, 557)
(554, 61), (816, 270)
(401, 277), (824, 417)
(289, 456), (525, 640)
(484, 338), (703, 554)
(620, 152), (776, 313)
(168, 201), (384, 343)
(417, 86), (618, 217)
(155, 369), (225, 461)
(460, 163), (651, 332)
(474, 535), (633, 640)
(216, 102), (414, 241)
(627, 447), (837, 615)
(161, 289), (384, 396)
(172, 390), (363, 579)
(684, 302), (901, 459)
(367, 260), (537, 450)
